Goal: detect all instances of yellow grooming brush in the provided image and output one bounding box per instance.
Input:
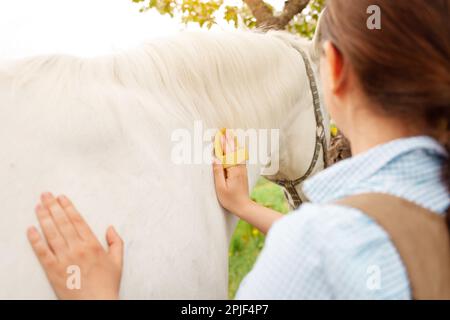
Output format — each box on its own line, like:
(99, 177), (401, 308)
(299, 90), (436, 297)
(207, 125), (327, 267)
(214, 128), (248, 168)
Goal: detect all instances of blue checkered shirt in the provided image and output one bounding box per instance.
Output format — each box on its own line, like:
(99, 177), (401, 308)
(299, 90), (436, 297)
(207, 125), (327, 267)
(236, 136), (449, 299)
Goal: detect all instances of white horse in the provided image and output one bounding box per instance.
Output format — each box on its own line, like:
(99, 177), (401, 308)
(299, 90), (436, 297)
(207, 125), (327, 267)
(0, 28), (328, 299)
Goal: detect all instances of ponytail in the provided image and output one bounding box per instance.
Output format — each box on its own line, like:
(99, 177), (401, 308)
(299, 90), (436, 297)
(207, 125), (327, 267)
(443, 124), (450, 230)
(322, 0), (450, 229)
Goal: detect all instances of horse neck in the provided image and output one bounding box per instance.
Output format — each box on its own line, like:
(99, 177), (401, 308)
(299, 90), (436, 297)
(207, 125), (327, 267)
(129, 31), (310, 132)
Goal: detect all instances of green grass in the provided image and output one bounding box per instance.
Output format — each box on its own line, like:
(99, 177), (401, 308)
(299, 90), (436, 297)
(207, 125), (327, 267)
(228, 178), (289, 299)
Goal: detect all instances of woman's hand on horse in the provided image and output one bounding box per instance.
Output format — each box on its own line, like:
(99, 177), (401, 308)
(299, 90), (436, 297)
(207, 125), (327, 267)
(213, 130), (252, 216)
(212, 130), (251, 215)
(213, 160), (252, 216)
(27, 193), (123, 300)
(212, 130), (283, 234)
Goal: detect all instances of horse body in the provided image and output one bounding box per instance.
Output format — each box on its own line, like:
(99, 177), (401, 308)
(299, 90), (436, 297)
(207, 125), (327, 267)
(0, 30), (325, 299)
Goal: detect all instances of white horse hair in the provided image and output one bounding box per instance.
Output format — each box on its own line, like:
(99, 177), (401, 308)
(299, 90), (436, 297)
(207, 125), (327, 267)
(0, 28), (328, 299)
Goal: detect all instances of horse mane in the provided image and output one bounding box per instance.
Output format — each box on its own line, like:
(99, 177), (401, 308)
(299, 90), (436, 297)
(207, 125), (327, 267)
(0, 30), (311, 130)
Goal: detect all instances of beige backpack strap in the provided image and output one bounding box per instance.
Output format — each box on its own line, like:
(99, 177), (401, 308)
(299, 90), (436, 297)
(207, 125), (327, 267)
(335, 193), (450, 300)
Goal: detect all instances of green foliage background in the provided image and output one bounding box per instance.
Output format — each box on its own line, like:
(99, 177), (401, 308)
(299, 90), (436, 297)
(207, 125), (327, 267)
(132, 0), (325, 39)
(229, 178), (289, 298)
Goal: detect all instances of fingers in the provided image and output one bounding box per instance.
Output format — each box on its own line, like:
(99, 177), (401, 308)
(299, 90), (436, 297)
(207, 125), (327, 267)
(35, 203), (68, 255)
(34, 192), (97, 256)
(220, 135), (227, 155)
(41, 193), (79, 245)
(226, 164), (247, 179)
(27, 226), (57, 266)
(224, 130), (237, 154)
(106, 226), (123, 268)
(213, 157), (226, 189)
(57, 194), (96, 241)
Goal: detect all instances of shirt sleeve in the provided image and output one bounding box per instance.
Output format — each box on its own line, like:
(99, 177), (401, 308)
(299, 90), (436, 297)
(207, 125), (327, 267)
(235, 203), (331, 299)
(235, 203), (411, 300)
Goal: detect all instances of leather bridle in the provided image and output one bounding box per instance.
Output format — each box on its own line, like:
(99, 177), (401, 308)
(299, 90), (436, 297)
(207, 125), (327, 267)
(274, 44), (328, 209)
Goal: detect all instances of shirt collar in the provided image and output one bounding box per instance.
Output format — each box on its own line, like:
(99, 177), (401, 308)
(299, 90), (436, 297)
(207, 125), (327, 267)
(302, 136), (447, 204)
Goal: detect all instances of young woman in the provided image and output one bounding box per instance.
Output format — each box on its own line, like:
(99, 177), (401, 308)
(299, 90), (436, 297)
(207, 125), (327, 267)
(27, 0), (449, 299)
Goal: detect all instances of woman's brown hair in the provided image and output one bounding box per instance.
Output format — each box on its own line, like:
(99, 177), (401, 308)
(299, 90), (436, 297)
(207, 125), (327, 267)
(321, 0), (450, 226)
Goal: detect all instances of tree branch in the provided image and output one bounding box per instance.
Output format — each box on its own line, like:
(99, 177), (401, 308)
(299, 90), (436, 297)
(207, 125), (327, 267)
(278, 0), (310, 28)
(243, 0), (278, 28)
(243, 0), (310, 30)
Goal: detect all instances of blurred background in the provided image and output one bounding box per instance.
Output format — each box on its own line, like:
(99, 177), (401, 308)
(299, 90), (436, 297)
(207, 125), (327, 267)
(0, 0), (327, 298)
